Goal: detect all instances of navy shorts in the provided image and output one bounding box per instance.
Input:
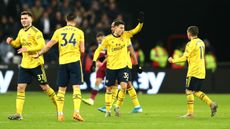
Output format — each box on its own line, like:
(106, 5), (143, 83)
(185, 76), (204, 91)
(127, 68), (132, 81)
(18, 65), (47, 85)
(57, 61), (83, 86)
(105, 67), (129, 86)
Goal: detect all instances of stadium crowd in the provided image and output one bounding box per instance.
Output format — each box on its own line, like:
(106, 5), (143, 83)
(0, 0), (217, 71)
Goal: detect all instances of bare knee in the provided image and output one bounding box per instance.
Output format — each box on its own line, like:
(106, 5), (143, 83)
(95, 78), (102, 86)
(185, 89), (194, 95)
(120, 82), (127, 90)
(106, 86), (113, 92)
(40, 84), (50, 91)
(17, 84), (27, 92)
(127, 81), (132, 89)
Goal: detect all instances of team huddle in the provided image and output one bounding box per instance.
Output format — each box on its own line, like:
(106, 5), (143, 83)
(6, 10), (217, 122)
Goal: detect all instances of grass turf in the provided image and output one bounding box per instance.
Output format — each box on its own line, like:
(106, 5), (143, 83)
(0, 92), (229, 129)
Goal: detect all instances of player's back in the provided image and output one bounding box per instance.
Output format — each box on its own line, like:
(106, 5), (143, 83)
(52, 26), (84, 64)
(187, 38), (205, 79)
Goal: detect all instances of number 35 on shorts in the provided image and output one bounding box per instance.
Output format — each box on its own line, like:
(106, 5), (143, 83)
(123, 72), (129, 81)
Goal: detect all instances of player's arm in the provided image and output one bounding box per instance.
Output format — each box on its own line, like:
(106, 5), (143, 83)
(32, 30), (58, 58)
(128, 45), (138, 65)
(79, 30), (85, 54)
(169, 43), (194, 63)
(126, 11), (144, 37)
(27, 32), (45, 52)
(6, 31), (21, 48)
(127, 23), (143, 37)
(128, 41), (142, 73)
(93, 40), (107, 62)
(38, 40), (57, 56)
(91, 39), (107, 72)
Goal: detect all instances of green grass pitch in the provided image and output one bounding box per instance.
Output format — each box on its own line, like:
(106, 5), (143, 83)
(0, 92), (229, 129)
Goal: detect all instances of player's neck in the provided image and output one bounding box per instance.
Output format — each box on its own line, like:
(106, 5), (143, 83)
(112, 33), (121, 38)
(190, 36), (198, 40)
(67, 22), (76, 27)
(23, 25), (32, 31)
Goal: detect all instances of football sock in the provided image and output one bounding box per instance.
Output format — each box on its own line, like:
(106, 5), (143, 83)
(44, 86), (57, 106)
(73, 87), (82, 113)
(57, 89), (65, 114)
(16, 91), (25, 115)
(128, 86), (140, 107)
(105, 90), (112, 112)
(90, 90), (98, 100)
(186, 93), (194, 114)
(194, 91), (213, 106)
(111, 86), (118, 106)
(116, 89), (126, 107)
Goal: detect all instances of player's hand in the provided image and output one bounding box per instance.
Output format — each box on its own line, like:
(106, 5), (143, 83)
(133, 64), (143, 74)
(137, 11), (144, 23)
(168, 57), (173, 63)
(17, 47), (28, 54)
(137, 65), (143, 74)
(90, 61), (96, 72)
(6, 37), (13, 44)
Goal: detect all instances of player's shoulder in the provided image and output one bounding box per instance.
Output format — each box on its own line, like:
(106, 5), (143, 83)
(104, 34), (114, 40)
(75, 27), (84, 33)
(31, 26), (41, 33)
(191, 38), (204, 45)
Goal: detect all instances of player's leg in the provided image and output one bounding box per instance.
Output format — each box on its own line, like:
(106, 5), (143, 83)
(8, 67), (30, 120)
(127, 82), (143, 113)
(127, 68), (142, 113)
(55, 64), (69, 121)
(33, 65), (57, 107)
(111, 82), (118, 105)
(72, 85), (84, 121)
(193, 78), (218, 117)
(70, 61), (84, 121)
(56, 86), (66, 121)
(182, 89), (194, 118)
(180, 77), (194, 118)
(104, 69), (116, 117)
(114, 68), (129, 117)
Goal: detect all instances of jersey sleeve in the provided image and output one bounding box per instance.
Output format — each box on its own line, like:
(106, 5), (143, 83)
(11, 30), (21, 48)
(127, 39), (132, 48)
(51, 29), (59, 42)
(172, 42), (195, 63)
(126, 23), (143, 38)
(27, 31), (45, 52)
(93, 38), (108, 61)
(79, 30), (85, 43)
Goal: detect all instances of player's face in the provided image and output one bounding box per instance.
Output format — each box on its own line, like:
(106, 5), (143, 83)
(21, 15), (32, 28)
(96, 36), (104, 44)
(187, 31), (191, 40)
(111, 22), (115, 33)
(114, 24), (125, 36)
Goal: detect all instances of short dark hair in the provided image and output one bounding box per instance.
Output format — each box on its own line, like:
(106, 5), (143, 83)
(113, 19), (125, 26)
(187, 26), (199, 36)
(21, 11), (33, 18)
(96, 32), (105, 37)
(66, 12), (77, 21)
